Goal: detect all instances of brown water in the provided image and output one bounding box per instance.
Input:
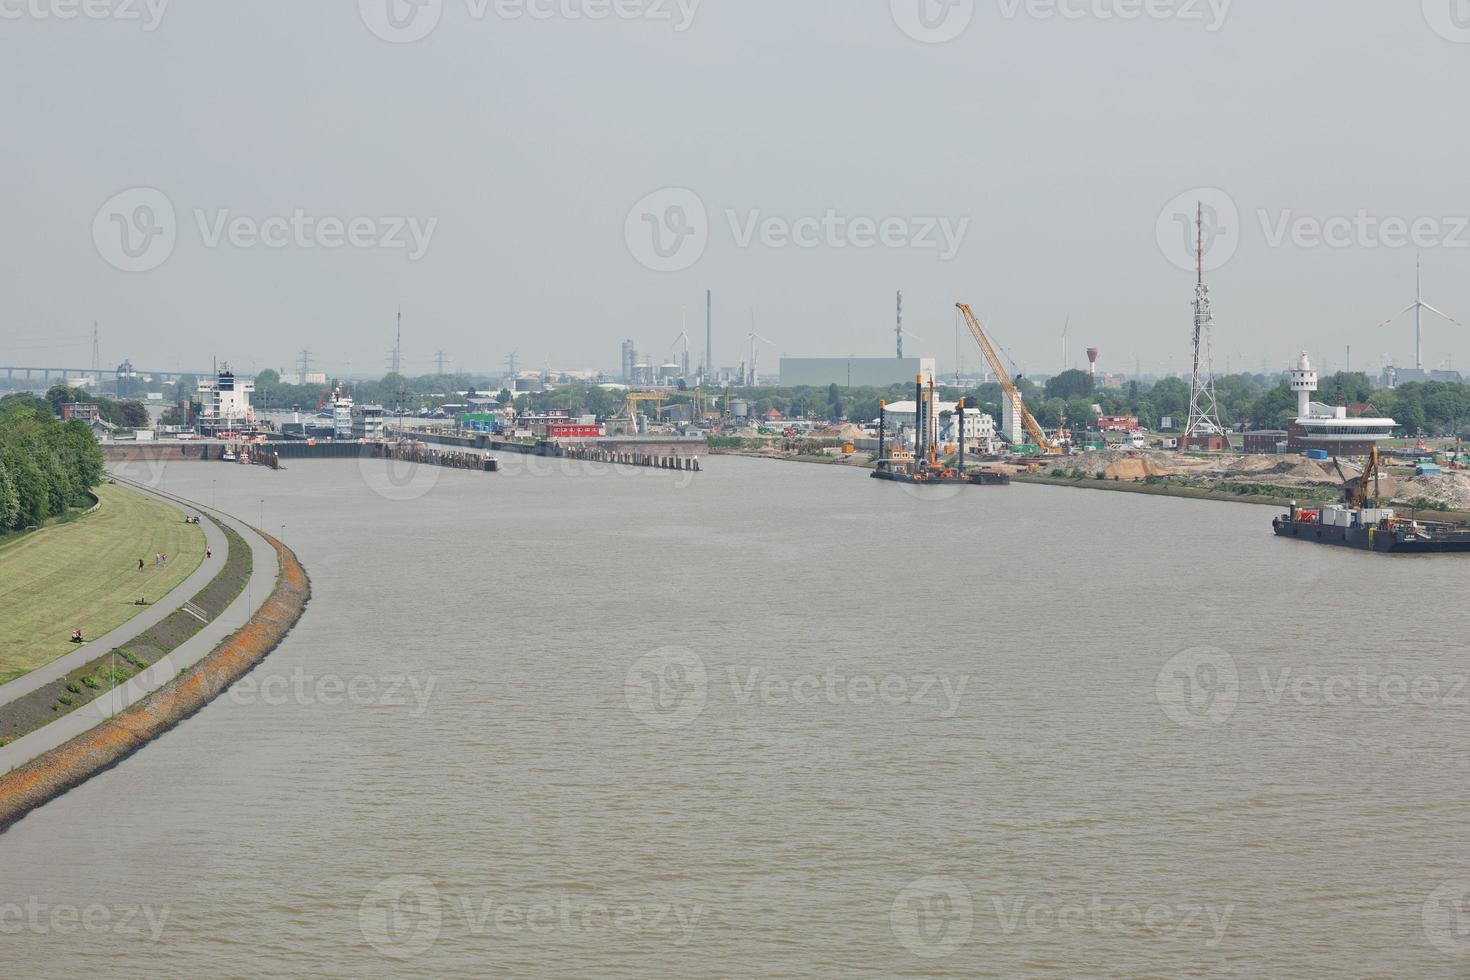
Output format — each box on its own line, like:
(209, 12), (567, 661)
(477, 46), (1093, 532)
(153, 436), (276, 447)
(2, 454), (1468, 978)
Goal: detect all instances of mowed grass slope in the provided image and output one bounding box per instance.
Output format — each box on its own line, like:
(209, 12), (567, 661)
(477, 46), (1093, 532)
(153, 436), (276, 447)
(0, 485), (204, 683)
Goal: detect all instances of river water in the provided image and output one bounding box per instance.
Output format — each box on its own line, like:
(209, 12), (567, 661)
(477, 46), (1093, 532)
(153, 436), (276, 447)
(2, 453), (1468, 977)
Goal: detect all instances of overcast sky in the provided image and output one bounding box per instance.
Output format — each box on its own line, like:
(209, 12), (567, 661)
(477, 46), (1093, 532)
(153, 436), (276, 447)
(4, 0), (1469, 381)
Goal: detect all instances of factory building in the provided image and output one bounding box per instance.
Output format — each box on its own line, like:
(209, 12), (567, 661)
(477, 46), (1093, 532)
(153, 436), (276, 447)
(779, 357), (938, 389)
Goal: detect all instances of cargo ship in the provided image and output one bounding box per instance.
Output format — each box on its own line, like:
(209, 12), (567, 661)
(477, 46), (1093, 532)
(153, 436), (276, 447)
(1272, 447), (1470, 553)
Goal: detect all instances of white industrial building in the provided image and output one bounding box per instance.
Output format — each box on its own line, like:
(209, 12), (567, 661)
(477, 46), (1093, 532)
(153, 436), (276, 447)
(1288, 352), (1398, 454)
(882, 400), (996, 449)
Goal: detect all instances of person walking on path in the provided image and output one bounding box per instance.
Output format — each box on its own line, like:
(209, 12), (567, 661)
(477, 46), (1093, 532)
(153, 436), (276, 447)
(206, 547), (213, 559)
(138, 558), (145, 571)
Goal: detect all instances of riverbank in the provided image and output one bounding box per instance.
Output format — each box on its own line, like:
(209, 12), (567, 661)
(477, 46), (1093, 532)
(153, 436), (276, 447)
(0, 483), (205, 683)
(713, 448), (1470, 522)
(0, 528), (309, 834)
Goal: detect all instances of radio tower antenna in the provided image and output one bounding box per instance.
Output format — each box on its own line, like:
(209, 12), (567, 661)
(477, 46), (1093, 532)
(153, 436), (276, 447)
(1184, 202), (1225, 446)
(896, 290), (904, 359)
(388, 307), (403, 375)
(91, 322), (100, 379)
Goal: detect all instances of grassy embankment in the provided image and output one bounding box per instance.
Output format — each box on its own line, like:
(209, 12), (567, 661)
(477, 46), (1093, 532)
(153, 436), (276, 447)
(0, 522), (251, 746)
(0, 531), (308, 833)
(0, 485), (204, 684)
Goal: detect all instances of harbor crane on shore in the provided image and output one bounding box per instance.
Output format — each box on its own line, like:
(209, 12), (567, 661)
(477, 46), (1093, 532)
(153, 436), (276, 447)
(955, 302), (1062, 455)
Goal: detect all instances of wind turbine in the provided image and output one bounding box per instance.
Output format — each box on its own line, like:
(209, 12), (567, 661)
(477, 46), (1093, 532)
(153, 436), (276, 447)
(1375, 255), (1461, 371)
(747, 311), (775, 385)
(671, 318), (692, 381)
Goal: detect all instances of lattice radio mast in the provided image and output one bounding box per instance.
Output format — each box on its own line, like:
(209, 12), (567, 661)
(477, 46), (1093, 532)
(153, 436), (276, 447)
(1185, 202), (1225, 443)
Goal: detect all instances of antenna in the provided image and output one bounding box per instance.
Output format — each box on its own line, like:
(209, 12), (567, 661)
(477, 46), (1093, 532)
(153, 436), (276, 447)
(297, 348), (313, 381)
(387, 307), (403, 375)
(896, 290), (904, 359)
(91, 322), (100, 379)
(1184, 202), (1225, 445)
(434, 349), (447, 376)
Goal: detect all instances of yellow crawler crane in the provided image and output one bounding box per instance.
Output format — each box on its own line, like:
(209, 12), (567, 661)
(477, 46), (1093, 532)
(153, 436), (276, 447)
(955, 302), (1062, 455)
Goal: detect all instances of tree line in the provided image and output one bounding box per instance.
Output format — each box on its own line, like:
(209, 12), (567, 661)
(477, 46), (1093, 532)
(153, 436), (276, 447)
(0, 396), (106, 532)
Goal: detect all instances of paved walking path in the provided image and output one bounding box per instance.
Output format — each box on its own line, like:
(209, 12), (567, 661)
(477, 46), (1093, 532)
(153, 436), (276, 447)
(0, 493), (223, 705)
(0, 478), (278, 774)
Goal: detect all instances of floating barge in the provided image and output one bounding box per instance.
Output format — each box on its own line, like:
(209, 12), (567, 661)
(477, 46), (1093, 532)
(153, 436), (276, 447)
(1273, 504), (1470, 553)
(1271, 447), (1470, 553)
(870, 378), (1009, 488)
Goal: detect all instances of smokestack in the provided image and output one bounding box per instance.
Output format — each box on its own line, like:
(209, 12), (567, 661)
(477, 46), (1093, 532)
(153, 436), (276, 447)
(896, 290), (904, 359)
(706, 290), (713, 379)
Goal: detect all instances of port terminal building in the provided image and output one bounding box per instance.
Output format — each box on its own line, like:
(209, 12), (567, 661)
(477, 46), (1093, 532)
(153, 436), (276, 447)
(779, 357), (937, 388)
(1287, 352), (1397, 455)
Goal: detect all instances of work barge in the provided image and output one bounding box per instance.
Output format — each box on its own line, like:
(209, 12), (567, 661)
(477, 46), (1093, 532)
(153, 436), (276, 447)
(871, 373), (1009, 488)
(1273, 447), (1470, 554)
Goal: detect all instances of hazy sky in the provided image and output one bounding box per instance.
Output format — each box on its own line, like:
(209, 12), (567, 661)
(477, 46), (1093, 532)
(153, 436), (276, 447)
(4, 0), (1469, 381)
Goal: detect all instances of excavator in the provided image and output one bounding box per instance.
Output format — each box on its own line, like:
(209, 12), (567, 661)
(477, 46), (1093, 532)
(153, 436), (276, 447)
(955, 303), (1063, 455)
(1341, 446), (1383, 509)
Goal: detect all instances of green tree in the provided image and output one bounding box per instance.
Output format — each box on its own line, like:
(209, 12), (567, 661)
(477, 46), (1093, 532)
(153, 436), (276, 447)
(1044, 369), (1094, 401)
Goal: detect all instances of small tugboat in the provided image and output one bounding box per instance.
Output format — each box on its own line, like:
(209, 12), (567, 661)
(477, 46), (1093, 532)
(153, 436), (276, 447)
(1272, 447), (1470, 553)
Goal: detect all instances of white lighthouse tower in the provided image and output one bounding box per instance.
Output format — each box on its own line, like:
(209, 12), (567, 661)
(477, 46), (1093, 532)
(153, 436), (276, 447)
(1290, 351), (1318, 419)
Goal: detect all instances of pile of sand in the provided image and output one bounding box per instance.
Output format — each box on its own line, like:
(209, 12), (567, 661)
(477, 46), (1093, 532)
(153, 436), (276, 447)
(814, 423), (867, 442)
(1105, 457), (1175, 480)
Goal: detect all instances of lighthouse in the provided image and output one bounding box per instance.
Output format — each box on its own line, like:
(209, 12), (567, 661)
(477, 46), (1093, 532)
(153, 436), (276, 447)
(1290, 351), (1318, 419)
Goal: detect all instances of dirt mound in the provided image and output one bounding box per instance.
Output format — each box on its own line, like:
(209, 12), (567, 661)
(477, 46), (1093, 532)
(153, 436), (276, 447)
(1399, 473), (1470, 509)
(1105, 457), (1174, 480)
(814, 423), (867, 442)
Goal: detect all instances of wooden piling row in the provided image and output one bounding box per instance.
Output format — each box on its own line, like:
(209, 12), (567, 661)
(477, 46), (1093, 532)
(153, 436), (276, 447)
(381, 441), (498, 472)
(560, 445), (701, 472)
